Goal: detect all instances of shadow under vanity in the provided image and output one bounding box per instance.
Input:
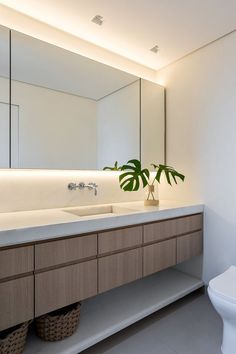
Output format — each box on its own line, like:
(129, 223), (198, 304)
(0, 203), (204, 353)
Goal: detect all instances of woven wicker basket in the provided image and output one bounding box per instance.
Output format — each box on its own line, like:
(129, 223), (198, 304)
(35, 302), (81, 341)
(0, 321), (31, 354)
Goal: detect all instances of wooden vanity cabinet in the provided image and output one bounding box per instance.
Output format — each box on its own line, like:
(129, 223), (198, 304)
(143, 214), (203, 277)
(0, 246), (34, 331)
(98, 226), (142, 255)
(34, 233), (98, 316)
(35, 234), (97, 269)
(0, 246), (34, 280)
(0, 213), (203, 331)
(177, 231), (203, 263)
(35, 259), (97, 317)
(144, 214), (203, 244)
(143, 239), (176, 277)
(0, 276), (34, 331)
(98, 226), (143, 293)
(98, 248), (142, 293)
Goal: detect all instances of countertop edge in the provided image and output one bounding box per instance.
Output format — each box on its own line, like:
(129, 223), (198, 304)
(0, 202), (204, 248)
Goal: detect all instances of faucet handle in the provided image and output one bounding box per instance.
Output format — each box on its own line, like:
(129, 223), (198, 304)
(78, 182), (85, 189)
(68, 182), (77, 190)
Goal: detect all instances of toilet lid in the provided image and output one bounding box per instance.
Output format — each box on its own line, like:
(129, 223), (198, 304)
(209, 266), (236, 304)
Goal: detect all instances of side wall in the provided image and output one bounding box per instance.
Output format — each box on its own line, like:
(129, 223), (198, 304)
(156, 31), (236, 283)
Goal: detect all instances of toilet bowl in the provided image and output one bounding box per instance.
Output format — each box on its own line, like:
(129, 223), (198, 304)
(208, 266), (236, 354)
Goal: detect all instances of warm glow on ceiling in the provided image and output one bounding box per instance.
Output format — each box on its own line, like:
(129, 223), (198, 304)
(0, 0), (236, 72)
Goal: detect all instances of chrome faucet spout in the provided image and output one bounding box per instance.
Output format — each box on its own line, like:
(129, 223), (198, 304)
(87, 182), (98, 196)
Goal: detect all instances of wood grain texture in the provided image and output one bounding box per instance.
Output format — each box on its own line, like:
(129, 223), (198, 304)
(143, 239), (176, 277)
(177, 231), (203, 263)
(98, 226), (142, 255)
(0, 276), (34, 331)
(35, 259), (97, 316)
(35, 234), (97, 270)
(0, 246), (34, 280)
(144, 214), (203, 244)
(98, 248), (142, 293)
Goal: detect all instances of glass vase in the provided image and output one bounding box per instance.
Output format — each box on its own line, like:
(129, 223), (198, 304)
(144, 183), (159, 206)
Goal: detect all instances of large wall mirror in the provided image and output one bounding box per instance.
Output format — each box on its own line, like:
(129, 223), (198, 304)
(0, 26), (165, 170)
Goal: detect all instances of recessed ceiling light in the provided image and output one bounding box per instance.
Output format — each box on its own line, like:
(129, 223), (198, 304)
(91, 15), (104, 26)
(150, 45), (159, 54)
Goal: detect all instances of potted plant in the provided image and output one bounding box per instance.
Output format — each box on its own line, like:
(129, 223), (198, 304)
(104, 159), (185, 206)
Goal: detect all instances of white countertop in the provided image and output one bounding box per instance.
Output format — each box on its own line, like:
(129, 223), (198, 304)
(0, 200), (204, 248)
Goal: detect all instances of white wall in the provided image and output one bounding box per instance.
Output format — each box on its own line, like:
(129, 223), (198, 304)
(11, 80), (97, 169)
(156, 31), (236, 283)
(0, 170), (144, 213)
(97, 81), (140, 168)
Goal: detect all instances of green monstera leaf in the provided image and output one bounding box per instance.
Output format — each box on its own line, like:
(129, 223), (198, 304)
(152, 164), (185, 185)
(103, 159), (185, 192)
(103, 161), (123, 171)
(119, 159), (150, 191)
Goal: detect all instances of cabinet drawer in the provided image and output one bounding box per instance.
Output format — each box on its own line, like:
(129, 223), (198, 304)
(35, 234), (97, 270)
(35, 259), (97, 316)
(143, 239), (176, 277)
(0, 276), (34, 331)
(0, 246), (34, 280)
(144, 214), (202, 244)
(177, 231), (203, 263)
(98, 248), (142, 293)
(98, 226), (142, 255)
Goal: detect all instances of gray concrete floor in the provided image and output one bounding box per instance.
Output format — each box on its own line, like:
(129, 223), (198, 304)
(82, 291), (223, 354)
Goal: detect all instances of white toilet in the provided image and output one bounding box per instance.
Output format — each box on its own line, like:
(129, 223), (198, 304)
(208, 266), (236, 354)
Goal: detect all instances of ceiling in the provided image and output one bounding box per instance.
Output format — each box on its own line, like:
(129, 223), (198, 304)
(0, 0), (236, 70)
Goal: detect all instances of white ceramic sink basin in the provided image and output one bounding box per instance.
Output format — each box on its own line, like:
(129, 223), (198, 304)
(62, 205), (137, 218)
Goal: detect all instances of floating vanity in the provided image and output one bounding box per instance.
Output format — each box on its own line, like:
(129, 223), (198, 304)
(0, 200), (204, 353)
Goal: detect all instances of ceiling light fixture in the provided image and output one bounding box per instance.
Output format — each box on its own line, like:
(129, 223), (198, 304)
(91, 15), (104, 26)
(150, 45), (159, 54)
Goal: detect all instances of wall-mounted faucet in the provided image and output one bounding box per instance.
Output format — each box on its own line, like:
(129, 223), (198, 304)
(68, 182), (98, 196)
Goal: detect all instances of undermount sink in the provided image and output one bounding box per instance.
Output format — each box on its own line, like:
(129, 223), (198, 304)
(62, 205), (137, 218)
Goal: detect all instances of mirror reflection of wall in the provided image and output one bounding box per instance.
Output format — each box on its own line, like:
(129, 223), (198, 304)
(141, 79), (165, 169)
(7, 30), (165, 170)
(97, 80), (140, 169)
(0, 26), (10, 168)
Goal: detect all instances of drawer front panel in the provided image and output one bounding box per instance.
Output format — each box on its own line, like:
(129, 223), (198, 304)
(0, 246), (34, 280)
(177, 231), (203, 263)
(35, 234), (97, 270)
(144, 214), (202, 244)
(0, 276), (34, 331)
(98, 226), (142, 255)
(98, 248), (142, 293)
(35, 259), (97, 316)
(143, 239), (176, 277)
